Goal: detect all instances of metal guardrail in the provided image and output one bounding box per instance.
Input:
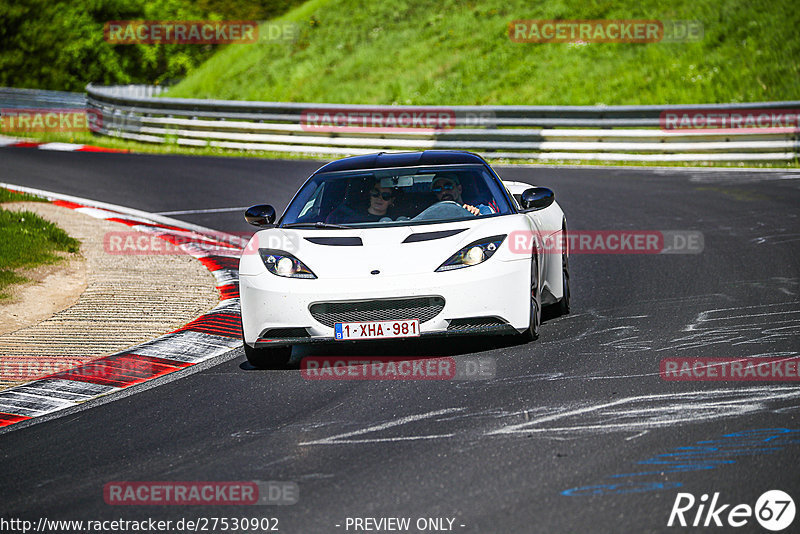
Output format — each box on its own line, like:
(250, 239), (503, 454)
(84, 84), (800, 161)
(0, 87), (86, 109)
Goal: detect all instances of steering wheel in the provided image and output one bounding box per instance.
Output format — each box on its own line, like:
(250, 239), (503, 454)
(412, 201), (472, 221)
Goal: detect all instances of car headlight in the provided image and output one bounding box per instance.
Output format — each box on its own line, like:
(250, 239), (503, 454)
(259, 249), (316, 279)
(435, 235), (506, 272)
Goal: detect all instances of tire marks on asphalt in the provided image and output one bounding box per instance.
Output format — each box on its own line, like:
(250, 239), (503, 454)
(298, 386), (800, 445)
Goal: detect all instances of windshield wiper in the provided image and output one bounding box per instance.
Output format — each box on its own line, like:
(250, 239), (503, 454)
(282, 222), (352, 229)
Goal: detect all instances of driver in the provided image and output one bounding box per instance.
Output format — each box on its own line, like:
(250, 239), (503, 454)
(431, 173), (496, 215)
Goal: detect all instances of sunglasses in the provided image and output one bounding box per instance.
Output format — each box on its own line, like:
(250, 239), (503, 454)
(432, 183), (456, 193)
(370, 190), (394, 200)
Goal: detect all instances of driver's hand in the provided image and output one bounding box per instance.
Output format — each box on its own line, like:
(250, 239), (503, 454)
(463, 204), (480, 215)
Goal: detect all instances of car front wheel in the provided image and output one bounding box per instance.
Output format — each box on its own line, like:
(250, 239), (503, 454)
(556, 222), (570, 316)
(521, 252), (541, 341)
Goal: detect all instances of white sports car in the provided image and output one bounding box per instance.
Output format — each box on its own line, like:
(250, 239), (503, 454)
(239, 151), (569, 367)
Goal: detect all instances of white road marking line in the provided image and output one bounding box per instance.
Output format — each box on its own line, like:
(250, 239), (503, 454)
(488, 386), (800, 436)
(299, 407), (464, 446)
(0, 182), (229, 238)
(37, 142), (85, 151)
(74, 206), (125, 219)
(156, 207), (250, 215)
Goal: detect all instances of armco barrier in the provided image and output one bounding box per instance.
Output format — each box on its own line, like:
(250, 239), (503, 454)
(79, 85), (796, 161)
(0, 87), (87, 109)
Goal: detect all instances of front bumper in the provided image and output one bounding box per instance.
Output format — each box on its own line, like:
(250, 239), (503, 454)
(240, 259), (530, 347)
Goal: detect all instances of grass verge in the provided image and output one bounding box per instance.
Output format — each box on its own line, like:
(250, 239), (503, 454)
(0, 189), (48, 203)
(0, 190), (80, 300)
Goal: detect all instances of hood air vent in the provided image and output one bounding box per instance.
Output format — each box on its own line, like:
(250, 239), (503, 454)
(402, 229), (467, 243)
(304, 236), (363, 246)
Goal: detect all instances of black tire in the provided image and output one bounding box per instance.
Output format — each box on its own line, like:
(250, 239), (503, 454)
(243, 342), (292, 369)
(521, 252), (541, 341)
(556, 222), (571, 316)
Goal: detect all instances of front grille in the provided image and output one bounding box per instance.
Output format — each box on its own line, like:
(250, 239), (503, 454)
(310, 296), (445, 327)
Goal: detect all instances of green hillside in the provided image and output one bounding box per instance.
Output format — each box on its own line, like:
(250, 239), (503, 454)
(166, 0), (799, 105)
(0, 0), (305, 91)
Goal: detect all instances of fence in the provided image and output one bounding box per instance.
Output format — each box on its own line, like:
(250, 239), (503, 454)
(0, 87), (86, 109)
(66, 85), (797, 161)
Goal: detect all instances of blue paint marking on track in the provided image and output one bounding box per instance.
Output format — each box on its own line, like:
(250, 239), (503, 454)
(562, 428), (800, 496)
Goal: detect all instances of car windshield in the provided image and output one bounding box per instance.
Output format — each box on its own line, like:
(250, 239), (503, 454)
(280, 164), (512, 228)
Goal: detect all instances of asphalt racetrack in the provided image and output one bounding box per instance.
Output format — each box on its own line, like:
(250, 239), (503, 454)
(1, 149), (799, 533)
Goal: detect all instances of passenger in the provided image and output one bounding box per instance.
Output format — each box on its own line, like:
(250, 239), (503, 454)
(365, 182), (396, 221)
(326, 180), (397, 223)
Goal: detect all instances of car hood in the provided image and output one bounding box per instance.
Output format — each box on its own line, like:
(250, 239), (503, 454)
(241, 217), (527, 279)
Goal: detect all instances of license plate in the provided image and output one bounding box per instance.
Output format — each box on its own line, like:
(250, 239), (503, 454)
(334, 319), (420, 340)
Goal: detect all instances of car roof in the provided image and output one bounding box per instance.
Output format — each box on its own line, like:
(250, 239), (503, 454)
(313, 151), (488, 174)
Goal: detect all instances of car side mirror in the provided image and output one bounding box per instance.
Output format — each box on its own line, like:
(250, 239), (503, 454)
(520, 187), (555, 211)
(244, 204), (276, 227)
